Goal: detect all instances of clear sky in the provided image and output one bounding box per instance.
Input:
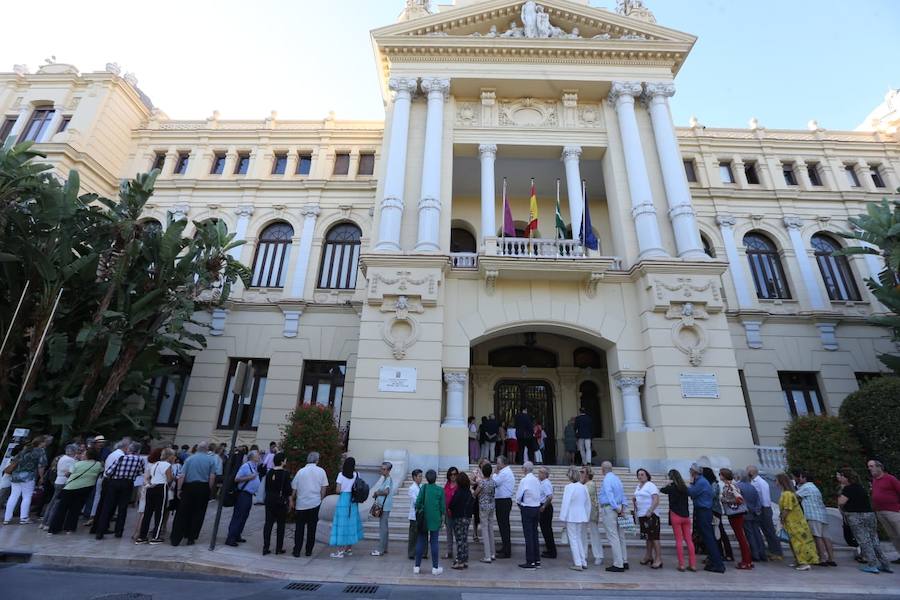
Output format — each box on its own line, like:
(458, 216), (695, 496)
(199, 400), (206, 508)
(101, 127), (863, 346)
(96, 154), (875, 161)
(1, 0), (897, 130)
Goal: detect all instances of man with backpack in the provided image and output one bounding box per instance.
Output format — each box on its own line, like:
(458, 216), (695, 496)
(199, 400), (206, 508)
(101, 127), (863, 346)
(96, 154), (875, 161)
(225, 450), (260, 547)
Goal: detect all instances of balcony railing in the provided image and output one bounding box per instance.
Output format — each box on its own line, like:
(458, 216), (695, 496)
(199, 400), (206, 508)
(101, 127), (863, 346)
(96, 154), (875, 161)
(498, 237), (586, 258)
(450, 252), (478, 269)
(754, 445), (787, 473)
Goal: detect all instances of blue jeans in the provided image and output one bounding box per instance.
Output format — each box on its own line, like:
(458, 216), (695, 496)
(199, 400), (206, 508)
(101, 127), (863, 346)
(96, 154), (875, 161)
(226, 491), (253, 544)
(416, 529), (439, 569)
(695, 506), (724, 570)
(520, 505), (540, 565)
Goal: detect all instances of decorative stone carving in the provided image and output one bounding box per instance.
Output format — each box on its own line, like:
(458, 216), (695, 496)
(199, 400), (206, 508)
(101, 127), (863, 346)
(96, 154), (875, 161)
(578, 105), (602, 127)
(420, 77), (450, 99)
(616, 0), (657, 23)
(608, 81), (643, 106)
(380, 295), (424, 359)
(388, 77), (418, 98)
(667, 302), (709, 366)
(783, 216), (804, 230)
(397, 0), (433, 23)
(492, 2), (580, 39)
(105, 62), (121, 76)
(368, 270), (439, 306)
(282, 310), (303, 338)
(169, 204), (190, 221)
(741, 320), (763, 349)
(234, 205), (254, 218)
(13, 64), (29, 76)
(816, 322), (839, 351)
(455, 102), (480, 127)
(484, 269), (499, 295)
(585, 272), (604, 298)
(499, 98), (558, 128)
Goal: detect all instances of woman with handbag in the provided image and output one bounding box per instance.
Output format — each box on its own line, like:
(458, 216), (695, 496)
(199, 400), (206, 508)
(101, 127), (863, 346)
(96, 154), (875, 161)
(775, 473), (819, 571)
(632, 468), (663, 569)
(837, 468), (892, 574)
(719, 468), (753, 569)
(3, 435), (49, 525)
(136, 448), (174, 544)
(262, 452), (292, 555)
(47, 447), (103, 534)
(414, 469), (445, 575)
(370, 461), (396, 557)
(329, 456), (363, 558)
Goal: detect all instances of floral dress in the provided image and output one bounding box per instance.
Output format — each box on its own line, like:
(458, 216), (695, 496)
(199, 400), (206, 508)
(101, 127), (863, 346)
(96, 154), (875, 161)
(779, 490), (819, 566)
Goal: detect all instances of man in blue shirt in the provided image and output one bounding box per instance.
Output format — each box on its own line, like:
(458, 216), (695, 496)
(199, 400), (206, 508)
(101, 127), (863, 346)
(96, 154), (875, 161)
(688, 463), (725, 573)
(599, 461), (629, 572)
(225, 450), (261, 546)
(170, 441), (219, 546)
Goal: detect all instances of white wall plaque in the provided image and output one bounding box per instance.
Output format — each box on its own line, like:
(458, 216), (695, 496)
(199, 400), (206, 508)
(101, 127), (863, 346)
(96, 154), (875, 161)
(378, 366), (417, 393)
(680, 372), (719, 398)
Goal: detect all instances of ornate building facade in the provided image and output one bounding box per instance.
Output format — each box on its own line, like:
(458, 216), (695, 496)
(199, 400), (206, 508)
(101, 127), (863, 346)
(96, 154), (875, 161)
(2, 0), (897, 473)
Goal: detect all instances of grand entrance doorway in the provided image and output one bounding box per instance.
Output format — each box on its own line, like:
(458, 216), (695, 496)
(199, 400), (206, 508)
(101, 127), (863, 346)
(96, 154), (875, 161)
(494, 379), (556, 464)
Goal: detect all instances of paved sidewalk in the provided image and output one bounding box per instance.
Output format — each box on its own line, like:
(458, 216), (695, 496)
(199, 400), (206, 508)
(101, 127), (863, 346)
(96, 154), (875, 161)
(1, 501), (898, 595)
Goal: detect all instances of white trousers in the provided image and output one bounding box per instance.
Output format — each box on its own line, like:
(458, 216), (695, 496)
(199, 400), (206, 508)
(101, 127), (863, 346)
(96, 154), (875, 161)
(4, 479), (35, 522)
(567, 521), (587, 567)
(583, 518), (605, 563)
(601, 505), (628, 568)
(577, 438), (592, 466)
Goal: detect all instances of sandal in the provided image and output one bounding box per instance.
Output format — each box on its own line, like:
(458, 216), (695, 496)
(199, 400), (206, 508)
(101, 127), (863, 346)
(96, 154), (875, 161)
(639, 558), (652, 566)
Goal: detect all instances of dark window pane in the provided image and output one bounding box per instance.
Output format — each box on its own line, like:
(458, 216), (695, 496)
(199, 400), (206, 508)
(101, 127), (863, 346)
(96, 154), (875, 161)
(20, 108), (55, 142)
(783, 164), (798, 186)
(812, 233), (861, 301)
(870, 166), (886, 188)
(272, 153), (287, 175)
(251, 222), (294, 288)
(744, 163), (760, 185)
(778, 371), (824, 417)
(450, 227), (476, 253)
(702, 235), (716, 258)
(807, 164), (822, 186)
(683, 159), (697, 183)
(333, 153), (350, 175)
(299, 361), (346, 414)
(845, 165), (860, 187)
(235, 154), (250, 175)
(174, 153), (190, 175)
(56, 116), (71, 133)
(151, 356), (194, 427)
(152, 152), (166, 172)
(719, 162), (734, 184)
(743, 232), (791, 299)
(211, 154), (226, 175)
(0, 117), (16, 143)
(297, 154), (312, 175)
(358, 153), (375, 176)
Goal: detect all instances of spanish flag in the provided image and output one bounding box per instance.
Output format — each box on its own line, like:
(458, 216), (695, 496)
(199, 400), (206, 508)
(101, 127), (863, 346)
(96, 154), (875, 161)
(525, 179), (538, 237)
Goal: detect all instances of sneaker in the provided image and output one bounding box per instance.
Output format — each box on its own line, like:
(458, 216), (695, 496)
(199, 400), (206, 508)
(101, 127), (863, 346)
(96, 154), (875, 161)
(569, 565), (584, 571)
(431, 567), (443, 575)
(413, 566), (420, 574)
(794, 564), (811, 571)
(19, 519), (30, 525)
(605, 565), (625, 572)
(518, 563), (536, 569)
(134, 538), (149, 545)
(2, 521), (9, 526)
(878, 565), (894, 574)
(330, 551), (344, 559)
(149, 538), (164, 545)
(371, 550), (383, 556)
(859, 565), (879, 574)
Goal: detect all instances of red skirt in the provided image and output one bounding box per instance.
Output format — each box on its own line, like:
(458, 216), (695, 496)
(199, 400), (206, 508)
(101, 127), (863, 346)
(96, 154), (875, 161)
(506, 439), (519, 453)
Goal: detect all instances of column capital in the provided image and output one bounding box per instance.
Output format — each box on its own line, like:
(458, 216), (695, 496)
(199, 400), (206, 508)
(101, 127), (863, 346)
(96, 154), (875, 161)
(388, 77), (417, 97)
(444, 370), (469, 386)
(480, 89), (497, 105)
(608, 81), (643, 106)
(613, 372), (645, 389)
(716, 215), (737, 228)
(561, 145), (583, 161)
(641, 81), (676, 101)
(478, 143), (497, 158)
(300, 204), (321, 219)
(234, 205), (254, 218)
(418, 196), (442, 211)
(783, 216), (804, 230)
(421, 77), (450, 98)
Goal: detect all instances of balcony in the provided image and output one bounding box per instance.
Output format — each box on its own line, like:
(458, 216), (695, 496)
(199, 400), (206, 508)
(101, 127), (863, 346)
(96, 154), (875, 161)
(497, 237), (587, 258)
(754, 445), (787, 473)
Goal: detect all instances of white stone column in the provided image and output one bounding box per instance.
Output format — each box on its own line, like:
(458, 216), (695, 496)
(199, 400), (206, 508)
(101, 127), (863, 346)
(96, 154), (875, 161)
(642, 83), (706, 259)
(479, 144), (497, 244)
(443, 370), (468, 428)
(230, 205), (254, 260)
(614, 373), (649, 432)
(42, 106), (64, 142)
(375, 78), (417, 251)
(415, 77), (450, 252)
(717, 216), (754, 309)
(562, 145), (584, 234)
(7, 107), (30, 143)
(783, 217), (826, 310)
(855, 161), (877, 192)
(608, 81), (668, 260)
(289, 204), (321, 298)
(285, 148), (298, 178)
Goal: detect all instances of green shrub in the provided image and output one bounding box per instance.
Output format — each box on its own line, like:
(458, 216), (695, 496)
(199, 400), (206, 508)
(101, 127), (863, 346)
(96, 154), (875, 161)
(280, 404), (343, 491)
(840, 377), (900, 471)
(784, 415), (864, 505)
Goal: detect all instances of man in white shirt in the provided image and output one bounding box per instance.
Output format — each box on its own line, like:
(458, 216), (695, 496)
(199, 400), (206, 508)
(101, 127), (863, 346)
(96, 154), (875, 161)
(537, 466), (556, 559)
(407, 469), (424, 560)
(747, 464), (783, 560)
(291, 451), (328, 557)
(516, 461), (542, 569)
(492, 455), (516, 558)
(89, 438), (129, 531)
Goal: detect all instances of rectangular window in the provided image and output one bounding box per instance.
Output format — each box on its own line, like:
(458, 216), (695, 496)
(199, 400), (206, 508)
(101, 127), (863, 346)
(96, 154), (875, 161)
(173, 152), (190, 175)
(744, 162), (760, 185)
(272, 153), (288, 175)
(333, 153), (350, 175)
(210, 153), (226, 175)
(151, 152), (166, 172)
(807, 163), (823, 186)
(778, 371), (825, 417)
(19, 107), (55, 142)
(299, 361), (346, 417)
(235, 153), (250, 175)
(0, 117), (16, 143)
(218, 358), (268, 430)
(870, 165), (886, 188)
(151, 356), (194, 427)
(683, 159), (697, 183)
(56, 116), (71, 134)
(845, 165), (861, 187)
(718, 161), (734, 184)
(357, 153), (375, 176)
(297, 153), (312, 175)
(782, 163), (798, 186)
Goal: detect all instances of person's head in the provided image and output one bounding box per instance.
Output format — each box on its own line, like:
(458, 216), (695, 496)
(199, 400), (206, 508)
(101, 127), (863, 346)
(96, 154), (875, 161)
(468, 416), (475, 425)
(747, 465), (759, 479)
(521, 407), (528, 414)
(181, 444), (189, 452)
(92, 436), (107, 448)
(734, 469), (747, 482)
(837, 467), (859, 486)
(535, 419), (542, 427)
(64, 443), (78, 457)
(496, 455), (508, 468)
(446, 466), (459, 483)
(579, 406), (586, 415)
(481, 416), (487, 424)
(481, 462), (492, 478)
(412, 468), (423, 485)
(307, 451), (320, 465)
(380, 461), (393, 476)
(270, 452), (284, 467)
(115, 438), (129, 451)
(522, 461), (534, 474)
(636, 468), (651, 483)
(567, 466), (580, 483)
(250, 444), (259, 452)
(775, 473), (794, 492)
(425, 469), (437, 484)
(84, 447), (100, 461)
(719, 468), (734, 482)
(537, 466), (549, 480)
(147, 447), (163, 463)
(269, 441), (277, 450)
(583, 464), (594, 481)
(867, 459), (885, 478)
(341, 456), (356, 479)
(161, 448), (176, 463)
(668, 469), (687, 492)
(790, 468), (811, 485)
(128, 441), (141, 455)
(701, 467), (716, 484)
(457, 472), (471, 489)
(600, 460), (613, 474)
(488, 413), (495, 420)
(247, 450), (260, 463)
(689, 463), (702, 480)
(196, 441), (209, 453)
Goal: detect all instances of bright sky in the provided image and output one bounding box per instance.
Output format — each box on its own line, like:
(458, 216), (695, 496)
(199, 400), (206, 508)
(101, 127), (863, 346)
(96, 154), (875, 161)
(1, 0), (897, 130)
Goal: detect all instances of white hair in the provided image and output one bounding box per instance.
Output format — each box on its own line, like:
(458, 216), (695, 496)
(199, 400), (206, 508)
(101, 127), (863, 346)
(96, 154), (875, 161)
(522, 461), (534, 473)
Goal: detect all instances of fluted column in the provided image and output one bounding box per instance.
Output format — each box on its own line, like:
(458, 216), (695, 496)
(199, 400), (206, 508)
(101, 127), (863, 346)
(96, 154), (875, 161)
(609, 81), (668, 259)
(289, 204), (321, 298)
(562, 146), (584, 235)
(230, 205), (254, 260)
(415, 77), (450, 252)
(479, 144), (497, 244)
(783, 217), (826, 309)
(6, 107), (30, 144)
(717, 216), (754, 309)
(443, 370), (468, 428)
(375, 77), (417, 251)
(614, 373), (649, 432)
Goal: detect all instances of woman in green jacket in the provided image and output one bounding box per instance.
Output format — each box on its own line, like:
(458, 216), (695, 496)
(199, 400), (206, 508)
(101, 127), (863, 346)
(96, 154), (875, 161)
(414, 469), (446, 575)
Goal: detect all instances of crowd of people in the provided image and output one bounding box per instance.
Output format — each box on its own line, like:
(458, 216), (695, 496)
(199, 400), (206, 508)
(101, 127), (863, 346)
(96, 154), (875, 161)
(2, 432), (899, 579)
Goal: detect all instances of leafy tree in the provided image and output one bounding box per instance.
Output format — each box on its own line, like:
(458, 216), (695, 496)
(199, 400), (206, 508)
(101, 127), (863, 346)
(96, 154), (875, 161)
(838, 194), (900, 373)
(784, 415), (864, 505)
(280, 404), (343, 490)
(839, 377), (900, 471)
(0, 143), (250, 440)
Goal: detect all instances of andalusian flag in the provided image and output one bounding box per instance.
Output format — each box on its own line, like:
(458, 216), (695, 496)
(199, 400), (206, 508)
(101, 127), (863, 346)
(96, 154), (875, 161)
(554, 178), (567, 239)
(525, 179), (538, 237)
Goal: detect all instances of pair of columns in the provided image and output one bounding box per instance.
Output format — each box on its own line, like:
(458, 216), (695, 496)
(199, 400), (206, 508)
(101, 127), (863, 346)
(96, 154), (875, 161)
(7, 105), (64, 144)
(375, 77), (450, 252)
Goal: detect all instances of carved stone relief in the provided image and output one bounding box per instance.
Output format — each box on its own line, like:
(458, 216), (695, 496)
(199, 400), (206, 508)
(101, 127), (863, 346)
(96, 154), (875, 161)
(498, 98), (558, 128)
(666, 302), (709, 366)
(380, 295), (424, 359)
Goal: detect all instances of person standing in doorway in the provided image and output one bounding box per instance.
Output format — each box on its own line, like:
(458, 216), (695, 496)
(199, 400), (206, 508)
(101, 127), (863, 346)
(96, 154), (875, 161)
(291, 452), (329, 558)
(482, 414), (499, 463)
(537, 466), (556, 559)
(225, 450), (260, 547)
(492, 455), (515, 558)
(467, 417), (480, 464)
(867, 459), (900, 563)
(747, 464), (783, 561)
(574, 407), (593, 467)
(515, 408), (535, 464)
(505, 424), (517, 465)
(563, 418), (577, 466)
(688, 463), (725, 573)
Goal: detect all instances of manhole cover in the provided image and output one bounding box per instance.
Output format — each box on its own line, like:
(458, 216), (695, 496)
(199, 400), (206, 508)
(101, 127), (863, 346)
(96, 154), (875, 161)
(284, 582), (322, 591)
(343, 584), (378, 594)
(90, 594), (152, 600)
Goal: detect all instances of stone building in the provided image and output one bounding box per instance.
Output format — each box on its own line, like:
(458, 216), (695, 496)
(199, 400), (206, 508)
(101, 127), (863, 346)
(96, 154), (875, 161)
(2, 0), (897, 474)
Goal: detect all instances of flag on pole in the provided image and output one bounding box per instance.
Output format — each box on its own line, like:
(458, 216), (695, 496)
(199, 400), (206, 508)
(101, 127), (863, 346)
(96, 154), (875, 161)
(554, 178), (567, 239)
(525, 178), (538, 238)
(580, 180), (599, 251)
(502, 178), (515, 237)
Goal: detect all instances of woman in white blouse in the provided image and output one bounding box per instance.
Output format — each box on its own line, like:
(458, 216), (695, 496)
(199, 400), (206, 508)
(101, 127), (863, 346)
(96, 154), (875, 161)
(632, 467), (662, 568)
(560, 465), (591, 571)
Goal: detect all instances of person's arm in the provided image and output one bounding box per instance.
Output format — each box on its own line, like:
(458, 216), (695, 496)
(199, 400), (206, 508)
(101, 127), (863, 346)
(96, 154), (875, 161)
(649, 492), (660, 514)
(837, 493), (848, 508)
(165, 464), (174, 484)
(540, 486), (553, 512)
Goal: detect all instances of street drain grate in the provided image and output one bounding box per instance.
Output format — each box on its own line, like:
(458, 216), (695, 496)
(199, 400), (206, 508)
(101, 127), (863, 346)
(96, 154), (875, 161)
(342, 584), (378, 594)
(284, 582), (322, 592)
(90, 595), (152, 600)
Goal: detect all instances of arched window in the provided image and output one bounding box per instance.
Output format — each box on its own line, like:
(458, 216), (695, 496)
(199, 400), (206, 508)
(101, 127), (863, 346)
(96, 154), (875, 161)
(318, 222), (361, 289)
(251, 222), (294, 287)
(450, 227), (476, 253)
(701, 234), (716, 258)
(139, 218), (162, 237)
(744, 232), (791, 299)
(812, 234), (861, 301)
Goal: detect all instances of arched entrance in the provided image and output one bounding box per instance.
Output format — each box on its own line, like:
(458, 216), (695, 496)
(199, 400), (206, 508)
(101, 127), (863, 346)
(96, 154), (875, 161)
(494, 379), (556, 464)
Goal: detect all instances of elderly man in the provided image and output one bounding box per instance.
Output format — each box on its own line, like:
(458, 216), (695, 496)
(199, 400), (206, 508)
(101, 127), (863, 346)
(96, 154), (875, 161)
(689, 463), (725, 573)
(492, 455), (516, 558)
(736, 469), (766, 563)
(171, 440), (218, 546)
(599, 460), (628, 572)
(88, 437), (128, 530)
(536, 466), (556, 559)
(516, 461), (542, 569)
(370, 461), (397, 556)
(95, 441), (144, 540)
(792, 468), (836, 566)
(291, 451), (329, 557)
(747, 464), (783, 560)
(225, 449), (260, 546)
(868, 459), (900, 563)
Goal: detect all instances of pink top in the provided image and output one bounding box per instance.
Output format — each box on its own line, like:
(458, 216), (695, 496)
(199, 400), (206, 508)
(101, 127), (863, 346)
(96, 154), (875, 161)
(444, 482), (458, 513)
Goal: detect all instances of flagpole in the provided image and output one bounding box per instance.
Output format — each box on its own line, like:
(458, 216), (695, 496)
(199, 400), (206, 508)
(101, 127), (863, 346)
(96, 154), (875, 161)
(582, 179), (587, 257)
(501, 177), (507, 254)
(529, 177), (534, 256)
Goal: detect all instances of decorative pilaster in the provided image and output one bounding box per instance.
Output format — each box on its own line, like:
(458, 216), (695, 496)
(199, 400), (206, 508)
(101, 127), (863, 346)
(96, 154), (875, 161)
(716, 216), (753, 309)
(415, 77), (450, 252)
(641, 82), (706, 259)
(561, 145), (584, 235)
(375, 77), (417, 252)
(608, 81), (668, 259)
(741, 320), (763, 349)
(854, 161), (877, 192)
(230, 205), (254, 260)
(479, 144), (497, 244)
(289, 204), (321, 298)
(443, 370), (468, 428)
(614, 372), (649, 432)
(816, 323), (838, 351)
(783, 217), (826, 309)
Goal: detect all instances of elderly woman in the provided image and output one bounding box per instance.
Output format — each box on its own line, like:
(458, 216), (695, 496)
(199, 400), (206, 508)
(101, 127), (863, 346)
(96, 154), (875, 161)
(40, 443), (78, 530)
(47, 447), (103, 534)
(838, 468), (892, 574)
(775, 473), (819, 571)
(581, 465), (604, 566)
(3, 435), (50, 525)
(633, 467), (662, 569)
(560, 466), (590, 571)
(136, 448), (175, 544)
(719, 468), (752, 569)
